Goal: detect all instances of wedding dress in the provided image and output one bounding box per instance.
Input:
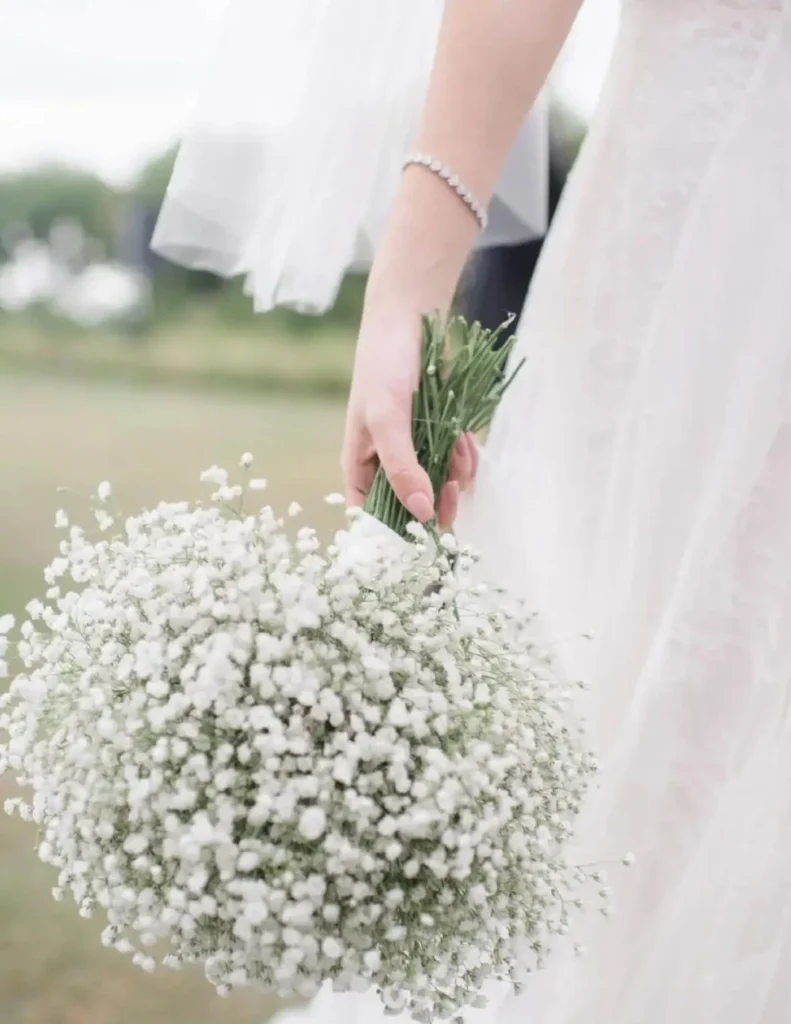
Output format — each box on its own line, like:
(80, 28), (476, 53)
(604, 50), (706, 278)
(271, 1), (791, 1022)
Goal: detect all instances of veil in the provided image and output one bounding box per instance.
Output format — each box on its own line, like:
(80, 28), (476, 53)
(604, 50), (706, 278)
(151, 0), (549, 314)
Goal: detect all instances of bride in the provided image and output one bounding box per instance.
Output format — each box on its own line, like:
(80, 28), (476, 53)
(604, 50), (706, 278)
(155, 0), (791, 1020)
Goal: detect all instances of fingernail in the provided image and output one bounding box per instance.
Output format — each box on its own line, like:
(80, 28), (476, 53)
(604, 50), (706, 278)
(405, 492), (434, 522)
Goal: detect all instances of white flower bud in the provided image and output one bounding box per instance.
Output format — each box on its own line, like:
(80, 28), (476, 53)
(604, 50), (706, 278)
(322, 937), (343, 960)
(200, 465), (228, 486)
(298, 806), (327, 842)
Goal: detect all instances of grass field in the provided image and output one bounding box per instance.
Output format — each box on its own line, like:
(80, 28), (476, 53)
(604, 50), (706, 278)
(0, 372), (346, 1024)
(0, 314), (355, 398)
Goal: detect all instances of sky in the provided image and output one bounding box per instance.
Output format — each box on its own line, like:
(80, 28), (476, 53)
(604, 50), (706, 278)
(1, 0), (619, 186)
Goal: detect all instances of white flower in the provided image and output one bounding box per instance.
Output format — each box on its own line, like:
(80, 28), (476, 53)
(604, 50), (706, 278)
(97, 481), (112, 502)
(386, 698), (409, 728)
(213, 485), (243, 503)
(298, 807), (327, 842)
(364, 950), (382, 972)
(322, 937), (343, 959)
(95, 509), (114, 532)
(240, 453), (254, 468)
(0, 460), (605, 1023)
(55, 509), (69, 529)
(248, 478), (267, 491)
(243, 901), (269, 925)
(124, 834), (149, 855)
(200, 465), (228, 487)
(324, 493), (346, 505)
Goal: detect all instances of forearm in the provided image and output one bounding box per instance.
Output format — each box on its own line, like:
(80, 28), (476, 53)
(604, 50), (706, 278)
(367, 0), (584, 313)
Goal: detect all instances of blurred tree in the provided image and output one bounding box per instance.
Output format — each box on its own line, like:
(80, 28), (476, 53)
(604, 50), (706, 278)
(118, 147), (224, 333)
(0, 166), (116, 258)
(130, 147), (177, 209)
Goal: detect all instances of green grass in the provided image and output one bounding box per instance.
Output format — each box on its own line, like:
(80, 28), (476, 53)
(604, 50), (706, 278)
(0, 373), (346, 1024)
(0, 314), (356, 398)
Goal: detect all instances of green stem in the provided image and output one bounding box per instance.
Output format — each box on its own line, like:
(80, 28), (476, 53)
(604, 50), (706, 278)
(364, 467), (414, 540)
(362, 312), (522, 541)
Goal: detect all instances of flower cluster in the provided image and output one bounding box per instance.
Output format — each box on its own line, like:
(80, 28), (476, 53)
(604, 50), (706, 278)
(0, 460), (606, 1022)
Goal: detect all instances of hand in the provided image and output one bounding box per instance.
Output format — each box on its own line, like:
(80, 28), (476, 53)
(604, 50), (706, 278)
(342, 161), (481, 528)
(341, 301), (477, 528)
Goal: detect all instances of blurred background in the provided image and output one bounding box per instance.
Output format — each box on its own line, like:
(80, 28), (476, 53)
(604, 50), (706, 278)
(0, 1), (616, 1021)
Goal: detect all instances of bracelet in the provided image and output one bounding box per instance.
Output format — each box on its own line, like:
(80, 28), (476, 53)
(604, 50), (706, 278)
(403, 153), (488, 232)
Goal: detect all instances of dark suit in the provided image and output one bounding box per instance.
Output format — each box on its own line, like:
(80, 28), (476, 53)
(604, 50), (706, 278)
(457, 143), (570, 336)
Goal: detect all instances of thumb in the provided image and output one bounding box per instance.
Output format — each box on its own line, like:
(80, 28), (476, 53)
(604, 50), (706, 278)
(370, 401), (434, 522)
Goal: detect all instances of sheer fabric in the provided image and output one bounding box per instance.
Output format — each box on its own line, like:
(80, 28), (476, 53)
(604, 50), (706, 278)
(464, 2), (791, 1020)
(276, 1), (791, 1021)
(151, 0), (549, 314)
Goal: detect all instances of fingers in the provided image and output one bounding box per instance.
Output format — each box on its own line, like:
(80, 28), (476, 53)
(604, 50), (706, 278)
(448, 435), (472, 489)
(342, 455), (376, 508)
(437, 481), (459, 529)
(369, 401), (434, 522)
(467, 432), (479, 483)
(447, 433), (478, 492)
(439, 434), (478, 528)
(344, 407), (478, 528)
(341, 413), (375, 507)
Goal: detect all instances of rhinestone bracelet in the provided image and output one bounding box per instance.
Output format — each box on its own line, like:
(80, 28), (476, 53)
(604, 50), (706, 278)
(403, 153), (488, 232)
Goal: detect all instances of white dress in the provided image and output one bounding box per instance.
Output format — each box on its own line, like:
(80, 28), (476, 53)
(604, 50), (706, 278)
(275, 0), (791, 1021)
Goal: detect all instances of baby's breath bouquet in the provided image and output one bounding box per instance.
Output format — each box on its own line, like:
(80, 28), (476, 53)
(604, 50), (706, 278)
(0, 316), (614, 1023)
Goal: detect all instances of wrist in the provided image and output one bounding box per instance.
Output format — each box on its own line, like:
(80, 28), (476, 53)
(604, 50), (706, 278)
(366, 163), (481, 317)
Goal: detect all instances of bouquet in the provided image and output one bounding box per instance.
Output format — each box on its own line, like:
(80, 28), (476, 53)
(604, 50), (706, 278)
(0, 316), (617, 1023)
